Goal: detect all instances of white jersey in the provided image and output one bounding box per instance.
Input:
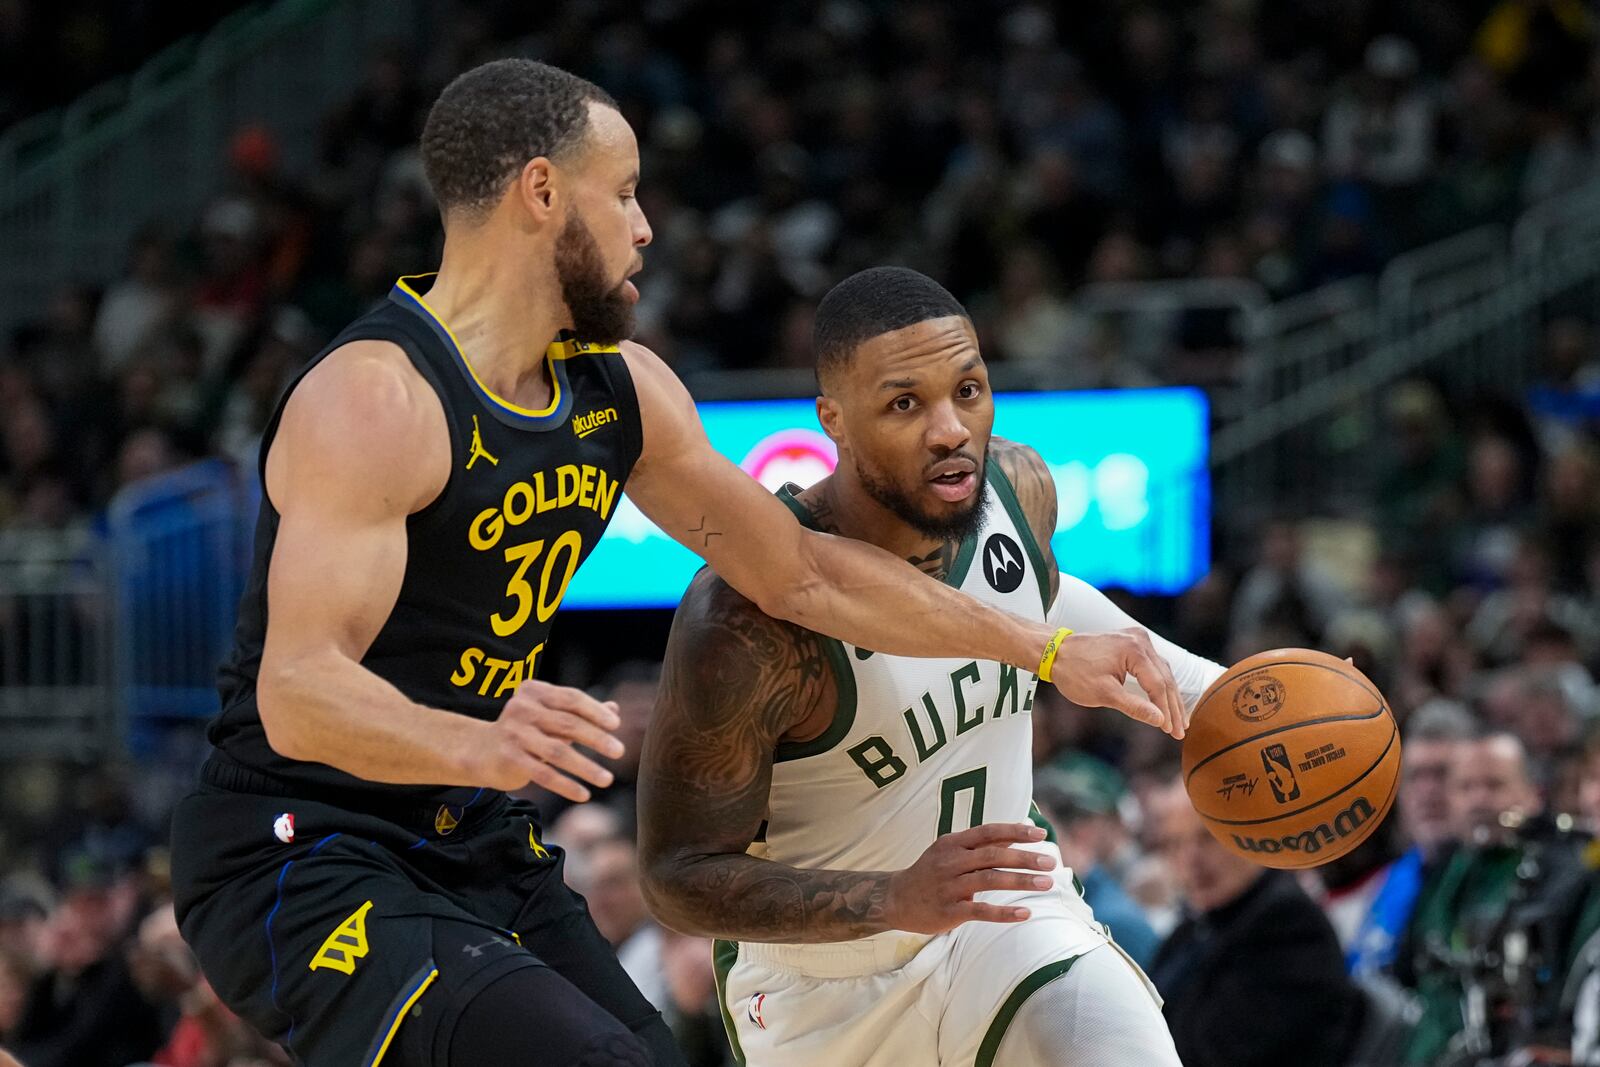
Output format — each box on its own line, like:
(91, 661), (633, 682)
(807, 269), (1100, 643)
(759, 466), (1051, 874)
(710, 465), (1216, 1066)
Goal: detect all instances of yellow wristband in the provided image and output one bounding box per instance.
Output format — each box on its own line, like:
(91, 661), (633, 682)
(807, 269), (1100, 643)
(1037, 627), (1073, 683)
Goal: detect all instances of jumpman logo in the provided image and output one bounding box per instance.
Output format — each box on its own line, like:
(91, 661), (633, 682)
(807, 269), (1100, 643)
(467, 415), (499, 470)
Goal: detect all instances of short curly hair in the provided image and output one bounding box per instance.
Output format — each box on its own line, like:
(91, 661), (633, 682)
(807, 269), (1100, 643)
(420, 59), (618, 221)
(814, 267), (970, 386)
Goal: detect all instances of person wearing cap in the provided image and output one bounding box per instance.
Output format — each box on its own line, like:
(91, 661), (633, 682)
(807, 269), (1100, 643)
(1036, 757), (1162, 968)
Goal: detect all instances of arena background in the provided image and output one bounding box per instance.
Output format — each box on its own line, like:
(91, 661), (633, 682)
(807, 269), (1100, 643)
(4, 1), (1600, 1065)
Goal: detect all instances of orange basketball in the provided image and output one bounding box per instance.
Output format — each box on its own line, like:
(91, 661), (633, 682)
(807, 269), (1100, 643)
(1181, 648), (1401, 870)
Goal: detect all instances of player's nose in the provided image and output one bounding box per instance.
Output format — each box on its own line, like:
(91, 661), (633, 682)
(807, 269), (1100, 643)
(925, 401), (969, 451)
(630, 200), (653, 247)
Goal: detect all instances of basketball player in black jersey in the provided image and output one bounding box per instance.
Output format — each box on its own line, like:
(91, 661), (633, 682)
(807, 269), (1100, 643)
(169, 60), (1185, 1067)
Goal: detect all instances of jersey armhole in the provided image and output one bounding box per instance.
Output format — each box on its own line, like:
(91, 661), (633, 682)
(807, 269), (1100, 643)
(987, 463), (1052, 613)
(599, 350), (645, 475)
(772, 636), (856, 763)
(256, 324), (460, 524)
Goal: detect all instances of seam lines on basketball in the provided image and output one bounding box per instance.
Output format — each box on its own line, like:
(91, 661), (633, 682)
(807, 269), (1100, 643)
(1185, 704), (1389, 783)
(1206, 658), (1388, 709)
(1271, 747), (1403, 869)
(1197, 725), (1398, 826)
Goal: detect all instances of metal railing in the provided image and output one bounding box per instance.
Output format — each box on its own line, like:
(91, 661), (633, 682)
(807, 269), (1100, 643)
(0, 527), (114, 759)
(1212, 179), (1600, 522)
(0, 0), (428, 337)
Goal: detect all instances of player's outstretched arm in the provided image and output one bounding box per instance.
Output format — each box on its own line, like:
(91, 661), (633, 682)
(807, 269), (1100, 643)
(991, 437), (1197, 736)
(256, 343), (623, 799)
(622, 345), (1184, 736)
(638, 572), (1057, 942)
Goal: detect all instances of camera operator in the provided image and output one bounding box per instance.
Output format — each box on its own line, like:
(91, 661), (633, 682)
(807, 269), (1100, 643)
(1399, 731), (1588, 1064)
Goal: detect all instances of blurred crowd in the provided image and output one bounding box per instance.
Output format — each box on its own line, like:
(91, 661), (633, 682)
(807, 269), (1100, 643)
(9, 0), (1600, 1065)
(13, 0), (1600, 528)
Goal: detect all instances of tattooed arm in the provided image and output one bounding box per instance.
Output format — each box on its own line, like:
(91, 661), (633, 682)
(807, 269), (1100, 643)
(637, 571), (1055, 942)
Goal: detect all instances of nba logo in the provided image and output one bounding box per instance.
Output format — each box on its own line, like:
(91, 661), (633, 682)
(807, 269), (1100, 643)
(1260, 744), (1301, 804)
(273, 813), (295, 844)
(747, 993), (768, 1030)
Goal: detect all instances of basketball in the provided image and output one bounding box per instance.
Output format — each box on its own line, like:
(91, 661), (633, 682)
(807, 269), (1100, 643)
(1181, 648), (1401, 870)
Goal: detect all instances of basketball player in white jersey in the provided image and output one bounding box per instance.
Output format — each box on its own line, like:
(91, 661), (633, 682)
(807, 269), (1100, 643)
(638, 267), (1226, 1066)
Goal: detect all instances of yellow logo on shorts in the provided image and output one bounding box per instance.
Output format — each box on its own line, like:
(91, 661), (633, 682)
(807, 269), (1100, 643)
(528, 823), (550, 859)
(435, 805), (461, 836)
(309, 901), (374, 975)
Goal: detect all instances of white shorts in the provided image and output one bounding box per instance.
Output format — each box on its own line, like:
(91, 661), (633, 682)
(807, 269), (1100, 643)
(713, 863), (1174, 1067)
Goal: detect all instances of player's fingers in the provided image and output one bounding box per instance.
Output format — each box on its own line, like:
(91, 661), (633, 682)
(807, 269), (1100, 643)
(1134, 631), (1187, 741)
(952, 902), (1031, 924)
(1101, 682), (1166, 731)
(1124, 647), (1182, 738)
(522, 761), (592, 804)
(954, 869), (1055, 895)
(946, 822), (1048, 849)
(505, 723), (616, 789)
(539, 709), (625, 760)
(519, 681), (622, 730)
(962, 845), (1056, 874)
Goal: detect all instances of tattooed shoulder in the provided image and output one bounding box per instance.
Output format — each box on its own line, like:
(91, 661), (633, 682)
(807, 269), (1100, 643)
(662, 570), (834, 746)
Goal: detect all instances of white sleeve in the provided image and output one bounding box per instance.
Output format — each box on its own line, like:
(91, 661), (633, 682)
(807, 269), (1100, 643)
(1047, 571), (1228, 712)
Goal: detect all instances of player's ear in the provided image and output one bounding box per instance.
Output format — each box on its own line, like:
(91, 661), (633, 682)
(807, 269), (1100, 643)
(515, 157), (558, 221)
(816, 395), (845, 445)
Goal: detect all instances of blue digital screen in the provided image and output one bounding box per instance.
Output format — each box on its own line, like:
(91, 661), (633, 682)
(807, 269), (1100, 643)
(565, 388), (1210, 608)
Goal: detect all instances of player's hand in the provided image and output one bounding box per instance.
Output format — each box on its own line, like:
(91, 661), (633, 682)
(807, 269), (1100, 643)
(476, 680), (626, 800)
(1050, 628), (1186, 740)
(883, 823), (1056, 934)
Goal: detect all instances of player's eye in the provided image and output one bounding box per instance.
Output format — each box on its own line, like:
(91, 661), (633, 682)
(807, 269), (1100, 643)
(957, 381), (982, 400)
(890, 395), (916, 412)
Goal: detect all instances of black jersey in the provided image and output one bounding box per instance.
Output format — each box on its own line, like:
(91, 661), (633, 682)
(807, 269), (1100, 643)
(207, 273), (643, 803)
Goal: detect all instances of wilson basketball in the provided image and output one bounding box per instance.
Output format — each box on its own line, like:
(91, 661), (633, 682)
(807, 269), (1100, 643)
(1181, 648), (1401, 870)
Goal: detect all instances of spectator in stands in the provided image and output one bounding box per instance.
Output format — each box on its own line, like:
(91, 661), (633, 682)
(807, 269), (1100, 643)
(125, 902), (279, 1066)
(91, 226), (182, 375)
(566, 838), (668, 1015)
(1475, 0), (1594, 109)
(658, 929), (734, 1067)
(1399, 731), (1558, 1063)
(1377, 381), (1466, 592)
(1468, 537), (1593, 666)
(1481, 666), (1589, 776)
(1146, 779), (1361, 1067)
(8, 844), (161, 1067)
(0, 945), (30, 1047)
(1313, 806), (1407, 978)
(1450, 434), (1532, 590)
(1229, 519), (1349, 655)
(1322, 36), (1436, 194)
(1035, 763), (1160, 968)
(969, 243), (1086, 371)
(547, 803), (624, 861)
(1538, 442), (1600, 593)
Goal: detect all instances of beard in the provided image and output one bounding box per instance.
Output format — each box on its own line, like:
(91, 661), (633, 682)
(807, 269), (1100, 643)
(857, 455), (990, 542)
(555, 211), (635, 344)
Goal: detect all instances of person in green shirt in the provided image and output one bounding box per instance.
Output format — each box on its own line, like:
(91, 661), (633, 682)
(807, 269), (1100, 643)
(1400, 732), (1542, 1065)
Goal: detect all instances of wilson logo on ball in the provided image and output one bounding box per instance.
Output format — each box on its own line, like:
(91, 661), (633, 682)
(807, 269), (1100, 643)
(1229, 796), (1376, 857)
(1232, 674), (1286, 722)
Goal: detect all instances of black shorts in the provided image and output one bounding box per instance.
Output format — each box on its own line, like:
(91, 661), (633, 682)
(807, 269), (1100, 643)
(170, 776), (660, 1067)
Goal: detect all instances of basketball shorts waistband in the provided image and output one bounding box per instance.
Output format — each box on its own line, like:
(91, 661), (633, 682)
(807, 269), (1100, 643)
(739, 931), (935, 979)
(198, 752), (506, 832)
